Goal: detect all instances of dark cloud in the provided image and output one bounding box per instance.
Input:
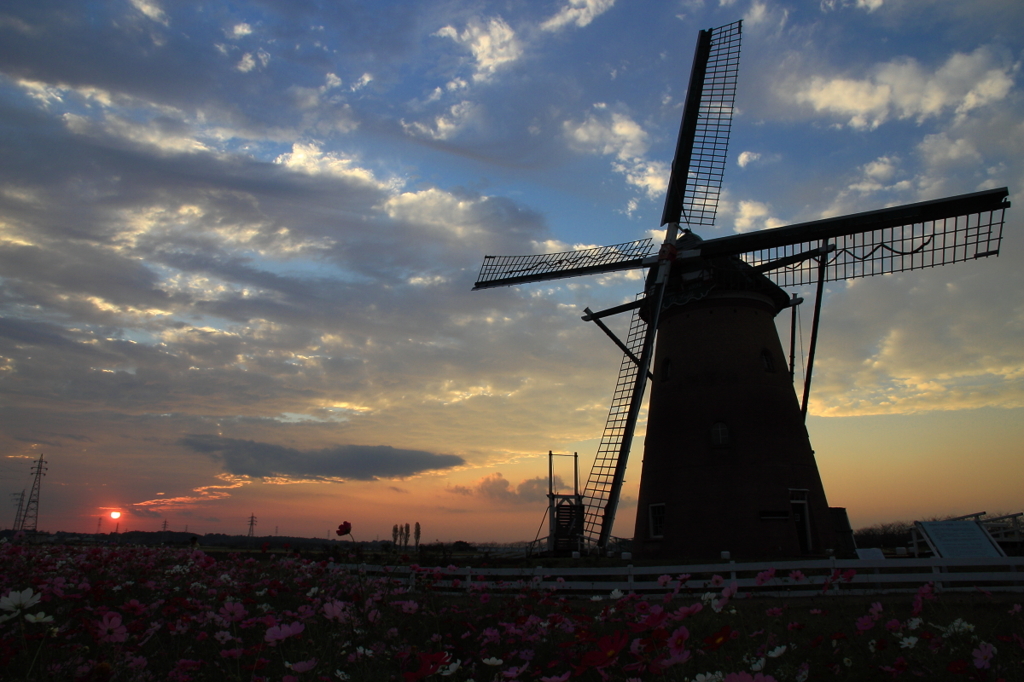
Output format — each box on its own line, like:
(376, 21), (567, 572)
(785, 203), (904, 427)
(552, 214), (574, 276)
(179, 434), (464, 481)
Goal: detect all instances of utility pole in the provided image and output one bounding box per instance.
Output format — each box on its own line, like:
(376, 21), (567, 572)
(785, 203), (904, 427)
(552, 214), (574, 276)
(17, 453), (46, 532)
(247, 513), (257, 537)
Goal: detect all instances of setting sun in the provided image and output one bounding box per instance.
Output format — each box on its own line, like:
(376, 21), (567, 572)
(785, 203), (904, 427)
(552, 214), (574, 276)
(110, 511), (121, 519)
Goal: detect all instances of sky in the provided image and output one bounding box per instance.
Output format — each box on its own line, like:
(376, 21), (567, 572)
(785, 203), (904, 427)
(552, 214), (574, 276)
(1, 0), (1022, 543)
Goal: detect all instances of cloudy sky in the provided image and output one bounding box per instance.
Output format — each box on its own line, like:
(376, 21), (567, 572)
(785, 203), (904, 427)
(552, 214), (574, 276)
(1, 0), (1021, 543)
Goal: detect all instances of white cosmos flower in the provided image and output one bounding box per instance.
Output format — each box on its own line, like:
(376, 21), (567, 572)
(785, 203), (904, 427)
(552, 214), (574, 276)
(24, 611), (54, 624)
(1, 588), (41, 612)
(482, 657), (503, 666)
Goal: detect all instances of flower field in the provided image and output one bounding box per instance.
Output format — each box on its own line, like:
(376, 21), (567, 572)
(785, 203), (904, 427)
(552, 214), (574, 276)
(1, 540), (1021, 681)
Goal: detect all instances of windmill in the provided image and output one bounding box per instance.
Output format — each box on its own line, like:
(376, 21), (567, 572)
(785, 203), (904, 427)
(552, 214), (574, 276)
(473, 20), (1010, 560)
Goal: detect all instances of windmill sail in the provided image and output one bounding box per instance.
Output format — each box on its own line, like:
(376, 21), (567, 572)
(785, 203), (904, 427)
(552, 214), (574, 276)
(706, 188), (1009, 286)
(473, 239), (655, 290)
(662, 20), (742, 227)
(579, 301), (648, 545)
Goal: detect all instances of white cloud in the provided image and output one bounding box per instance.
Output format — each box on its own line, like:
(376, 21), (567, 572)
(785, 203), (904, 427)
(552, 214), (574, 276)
(274, 143), (395, 189)
(793, 47), (1014, 129)
(737, 151), (761, 168)
(563, 108), (648, 160)
(435, 17), (522, 82)
(350, 73), (373, 91)
(383, 187), (490, 239)
(613, 159), (669, 198)
(917, 132), (982, 167)
(229, 23), (252, 38)
(130, 0), (168, 25)
(401, 101), (478, 140)
(236, 53), (256, 73)
(732, 200), (783, 233)
(564, 108), (669, 199)
(541, 0), (616, 32)
(62, 112), (210, 155)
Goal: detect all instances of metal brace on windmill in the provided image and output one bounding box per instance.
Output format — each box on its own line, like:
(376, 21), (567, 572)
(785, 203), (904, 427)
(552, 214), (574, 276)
(473, 20), (1010, 560)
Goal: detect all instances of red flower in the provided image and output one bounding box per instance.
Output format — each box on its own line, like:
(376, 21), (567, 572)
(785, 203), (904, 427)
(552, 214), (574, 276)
(579, 631), (628, 669)
(336, 521), (352, 536)
(703, 625), (736, 651)
(946, 659), (969, 674)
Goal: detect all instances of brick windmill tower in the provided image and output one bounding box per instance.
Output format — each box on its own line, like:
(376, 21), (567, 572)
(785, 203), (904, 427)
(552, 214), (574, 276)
(473, 20), (1010, 560)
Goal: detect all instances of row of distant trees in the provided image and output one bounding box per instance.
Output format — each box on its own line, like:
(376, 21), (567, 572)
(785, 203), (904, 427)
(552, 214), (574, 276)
(392, 522), (421, 549)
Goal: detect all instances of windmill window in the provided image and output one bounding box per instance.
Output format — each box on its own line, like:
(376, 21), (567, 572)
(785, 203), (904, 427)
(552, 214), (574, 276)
(711, 422), (731, 447)
(761, 348), (776, 372)
(649, 503), (666, 538)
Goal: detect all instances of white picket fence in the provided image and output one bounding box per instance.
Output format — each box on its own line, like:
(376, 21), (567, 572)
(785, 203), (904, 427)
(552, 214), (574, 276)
(337, 556), (1024, 597)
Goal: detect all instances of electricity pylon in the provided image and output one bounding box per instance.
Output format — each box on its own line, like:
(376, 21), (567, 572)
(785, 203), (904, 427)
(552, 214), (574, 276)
(247, 513), (257, 537)
(11, 490), (26, 531)
(16, 454), (46, 532)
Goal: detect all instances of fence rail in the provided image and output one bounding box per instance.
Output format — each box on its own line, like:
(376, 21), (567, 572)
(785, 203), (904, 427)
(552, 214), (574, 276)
(336, 557), (1023, 598)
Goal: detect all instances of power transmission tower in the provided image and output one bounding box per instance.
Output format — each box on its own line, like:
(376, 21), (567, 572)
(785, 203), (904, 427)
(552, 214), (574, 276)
(162, 519), (168, 532)
(17, 453), (47, 532)
(11, 490), (26, 531)
(247, 513), (257, 537)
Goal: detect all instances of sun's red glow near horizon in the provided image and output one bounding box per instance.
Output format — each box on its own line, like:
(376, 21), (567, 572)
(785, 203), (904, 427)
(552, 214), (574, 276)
(110, 511), (121, 519)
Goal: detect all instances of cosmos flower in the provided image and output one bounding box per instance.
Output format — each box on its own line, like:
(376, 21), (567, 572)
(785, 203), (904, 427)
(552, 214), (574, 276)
(1, 588), (41, 612)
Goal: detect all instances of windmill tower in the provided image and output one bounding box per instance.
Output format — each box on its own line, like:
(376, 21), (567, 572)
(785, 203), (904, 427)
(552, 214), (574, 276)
(473, 20), (1010, 560)
(15, 453), (47, 533)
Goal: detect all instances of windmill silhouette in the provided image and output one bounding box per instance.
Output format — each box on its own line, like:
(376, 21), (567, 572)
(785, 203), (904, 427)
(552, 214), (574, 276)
(473, 20), (1010, 559)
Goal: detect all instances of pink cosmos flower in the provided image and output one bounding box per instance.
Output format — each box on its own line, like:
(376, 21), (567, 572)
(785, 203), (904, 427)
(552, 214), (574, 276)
(323, 600), (349, 622)
(97, 611), (128, 643)
(219, 601), (246, 622)
(667, 626), (689, 655)
(265, 621), (304, 643)
(290, 658), (317, 673)
(856, 615), (875, 632)
(219, 648), (243, 659)
(788, 570), (806, 582)
(657, 574), (672, 587)
(710, 574), (725, 587)
(672, 602), (703, 620)
(973, 642), (996, 669)
(765, 607), (783, 617)
(755, 568), (776, 586)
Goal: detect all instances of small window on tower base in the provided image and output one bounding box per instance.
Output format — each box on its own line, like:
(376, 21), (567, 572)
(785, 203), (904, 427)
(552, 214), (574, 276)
(711, 422), (731, 447)
(649, 503), (666, 538)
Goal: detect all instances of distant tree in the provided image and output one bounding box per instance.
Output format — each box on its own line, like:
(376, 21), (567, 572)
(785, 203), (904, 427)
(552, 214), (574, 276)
(392, 524), (399, 546)
(414, 522), (421, 549)
(403, 522), (410, 548)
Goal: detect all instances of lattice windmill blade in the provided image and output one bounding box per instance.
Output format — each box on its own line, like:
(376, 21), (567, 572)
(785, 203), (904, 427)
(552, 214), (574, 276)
(579, 299), (649, 545)
(703, 188), (1009, 287)
(661, 20), (741, 229)
(473, 239), (656, 290)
